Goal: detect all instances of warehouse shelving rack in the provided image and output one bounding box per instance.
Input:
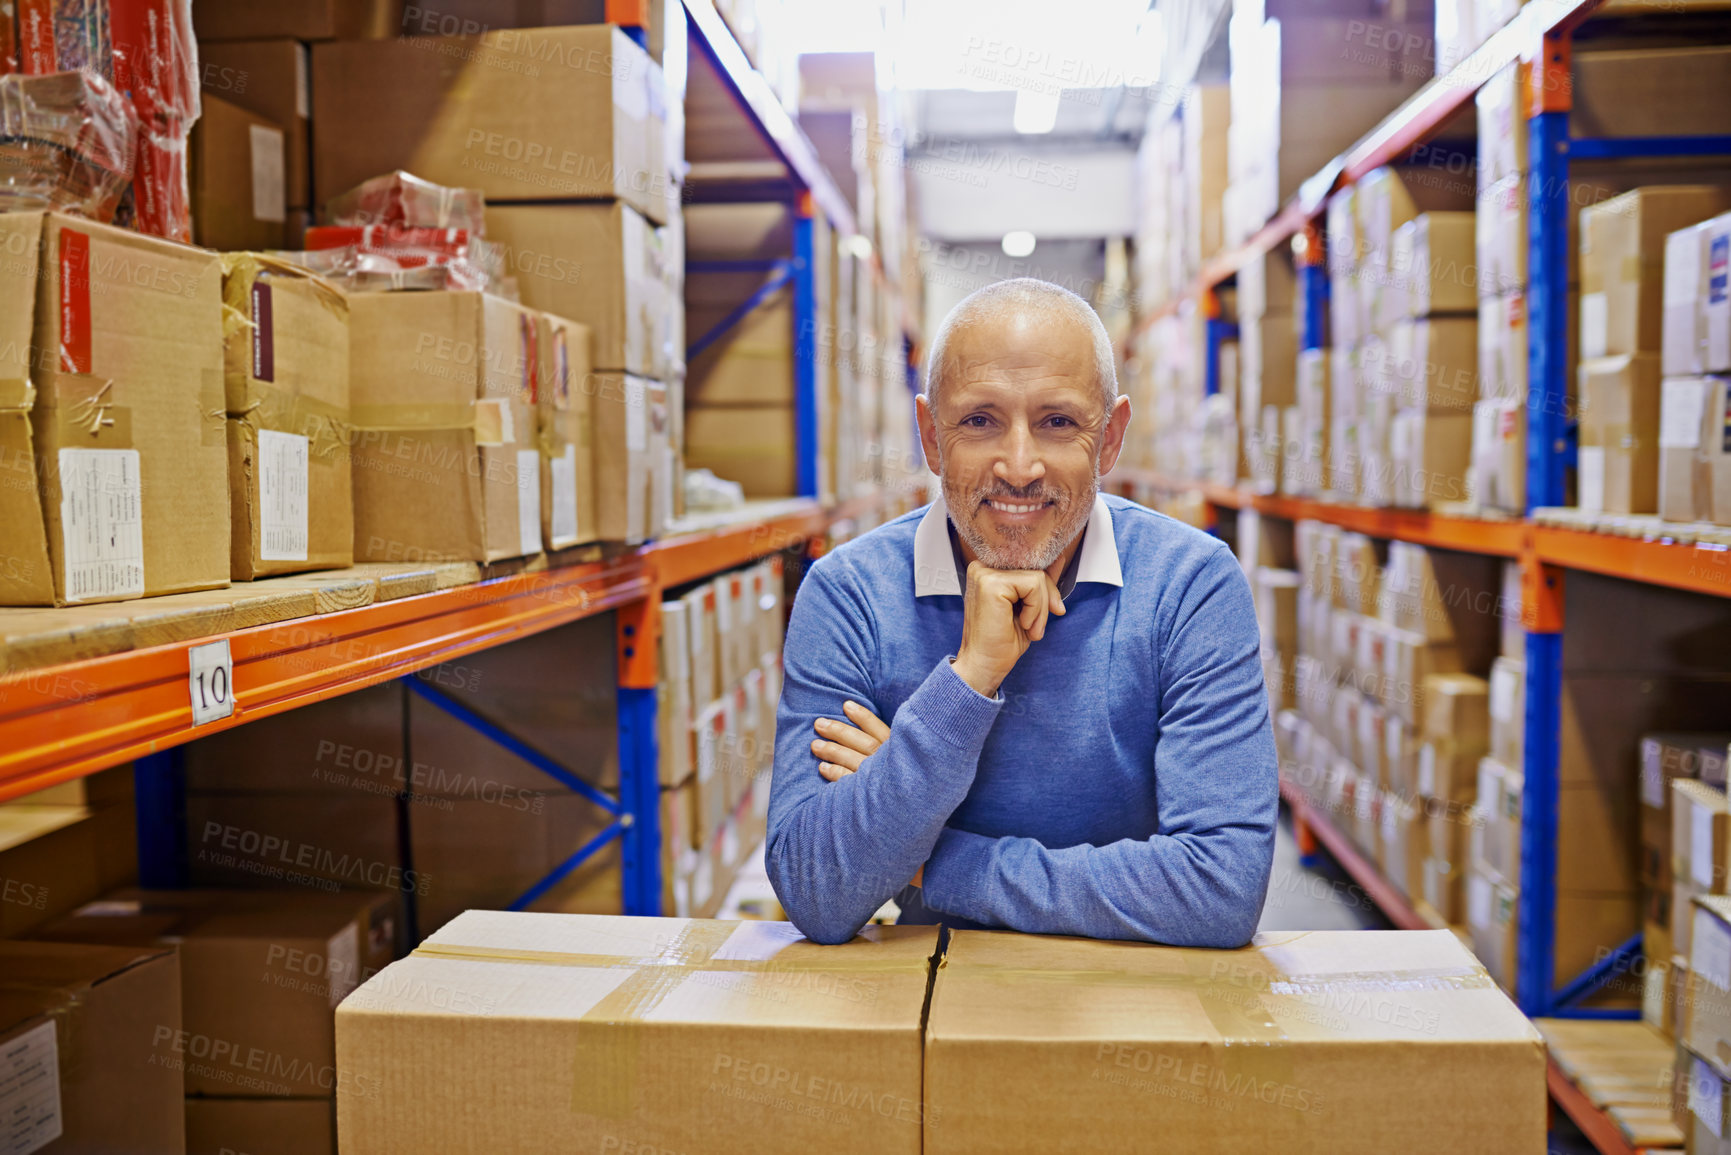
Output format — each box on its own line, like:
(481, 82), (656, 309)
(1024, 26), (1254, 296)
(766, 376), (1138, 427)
(0, 3), (908, 941)
(1122, 0), (1731, 1062)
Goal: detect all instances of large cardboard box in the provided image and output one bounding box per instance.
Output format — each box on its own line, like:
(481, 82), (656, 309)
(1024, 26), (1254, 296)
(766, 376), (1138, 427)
(191, 95), (288, 253)
(0, 212), (227, 606)
(221, 254), (351, 578)
(336, 913), (938, 1154)
(592, 372), (670, 542)
(534, 311), (598, 550)
(683, 403), (797, 499)
(198, 40), (314, 211)
(1658, 375), (1725, 523)
(1674, 779), (1730, 960)
(1573, 48), (1731, 141)
(348, 291), (543, 563)
(311, 26), (673, 224)
(184, 792), (407, 897)
(1664, 221), (1715, 377)
(185, 1098), (336, 1155)
(1581, 188), (1731, 362)
(484, 203), (679, 378)
(1391, 211), (1477, 320)
(1578, 353), (1664, 515)
(31, 889), (398, 1097)
(0, 942), (183, 1153)
(1687, 895), (1731, 1072)
(924, 928), (1545, 1153)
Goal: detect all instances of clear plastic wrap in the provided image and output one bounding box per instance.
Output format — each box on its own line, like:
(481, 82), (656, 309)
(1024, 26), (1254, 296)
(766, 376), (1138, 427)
(10, 0), (200, 239)
(0, 69), (139, 219)
(324, 171), (487, 233)
(301, 224), (498, 292)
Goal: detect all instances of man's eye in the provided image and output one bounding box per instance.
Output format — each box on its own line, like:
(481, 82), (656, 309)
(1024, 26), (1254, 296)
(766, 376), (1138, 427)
(1046, 415), (1075, 428)
(961, 414), (990, 428)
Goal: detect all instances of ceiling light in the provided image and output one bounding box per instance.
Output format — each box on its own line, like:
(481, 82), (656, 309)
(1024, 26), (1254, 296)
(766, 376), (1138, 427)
(1002, 231), (1037, 258)
(1012, 90), (1060, 134)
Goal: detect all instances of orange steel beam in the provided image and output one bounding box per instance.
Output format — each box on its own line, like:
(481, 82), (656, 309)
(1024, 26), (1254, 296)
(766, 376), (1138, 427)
(1535, 526), (1731, 601)
(643, 500), (830, 589)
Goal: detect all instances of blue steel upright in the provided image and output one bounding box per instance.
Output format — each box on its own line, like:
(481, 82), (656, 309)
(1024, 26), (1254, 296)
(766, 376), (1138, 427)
(616, 686), (662, 915)
(793, 204), (819, 498)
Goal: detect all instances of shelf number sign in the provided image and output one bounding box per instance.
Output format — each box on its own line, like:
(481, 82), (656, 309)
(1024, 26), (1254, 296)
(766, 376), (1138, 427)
(188, 639), (235, 726)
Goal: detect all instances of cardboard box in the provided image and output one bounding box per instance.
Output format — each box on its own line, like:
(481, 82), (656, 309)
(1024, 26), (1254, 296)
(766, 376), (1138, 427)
(0, 941), (183, 1152)
(31, 889), (398, 1097)
(1664, 221), (1714, 377)
(192, 0), (401, 40)
(1488, 657), (1524, 769)
(184, 683), (404, 794)
(1688, 895), (1731, 1071)
(311, 27), (672, 224)
(0, 212), (227, 606)
(1390, 316), (1478, 412)
(337, 913), (939, 1153)
(221, 253), (351, 578)
(348, 291), (543, 564)
(198, 40), (313, 211)
(1391, 407), (1473, 509)
(485, 203), (678, 379)
(1580, 188), (1731, 362)
(192, 95), (288, 252)
(1685, 1045), (1731, 1152)
(1237, 247), (1295, 319)
(924, 927), (1545, 1153)
(534, 311), (597, 550)
(0, 805), (102, 936)
(1471, 396), (1526, 514)
(1392, 211), (1477, 319)
(1643, 734), (1731, 896)
(408, 794), (621, 934)
(684, 404), (798, 498)
(1578, 353), (1663, 515)
(1573, 48), (1731, 141)
(1424, 854), (1465, 922)
(184, 792), (405, 895)
(186, 1098), (336, 1155)
(1659, 375), (1719, 523)
(1676, 779), (1730, 897)
(592, 372), (670, 542)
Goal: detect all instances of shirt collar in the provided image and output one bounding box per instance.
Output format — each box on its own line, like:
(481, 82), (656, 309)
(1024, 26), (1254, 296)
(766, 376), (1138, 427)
(913, 493), (1124, 598)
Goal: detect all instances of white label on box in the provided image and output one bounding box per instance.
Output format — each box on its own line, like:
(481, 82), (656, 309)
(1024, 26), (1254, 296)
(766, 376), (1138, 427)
(57, 448), (143, 602)
(248, 123), (286, 223)
(294, 45), (310, 119)
(0, 1020), (61, 1155)
(1661, 377), (1708, 448)
(549, 444), (577, 547)
(1579, 292), (1608, 360)
(1467, 872), (1492, 929)
(327, 927), (360, 1009)
(1577, 446), (1605, 515)
(721, 821), (739, 869)
(1417, 743), (1437, 796)
(1694, 802), (1720, 889)
(692, 856), (713, 912)
(1694, 1056), (1725, 1138)
(188, 638), (235, 726)
(1696, 907), (1731, 993)
(516, 448), (541, 556)
(257, 429), (309, 561)
(1489, 663), (1515, 723)
(625, 378), (647, 452)
(1642, 747), (1666, 810)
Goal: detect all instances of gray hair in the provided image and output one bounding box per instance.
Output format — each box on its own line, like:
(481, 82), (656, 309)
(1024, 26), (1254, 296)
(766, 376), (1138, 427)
(923, 277), (1119, 414)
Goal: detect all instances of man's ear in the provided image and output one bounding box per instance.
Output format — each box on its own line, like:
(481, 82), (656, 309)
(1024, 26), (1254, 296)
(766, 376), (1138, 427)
(916, 393), (943, 477)
(1096, 395), (1133, 476)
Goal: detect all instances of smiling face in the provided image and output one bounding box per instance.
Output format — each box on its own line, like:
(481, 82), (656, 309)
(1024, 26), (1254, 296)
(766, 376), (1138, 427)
(918, 304), (1130, 574)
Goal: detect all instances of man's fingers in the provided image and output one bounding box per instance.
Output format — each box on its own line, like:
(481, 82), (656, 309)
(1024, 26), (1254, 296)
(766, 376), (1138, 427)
(818, 761), (854, 782)
(810, 738), (867, 772)
(814, 717), (879, 757)
(1046, 574), (1067, 616)
(841, 700), (892, 744)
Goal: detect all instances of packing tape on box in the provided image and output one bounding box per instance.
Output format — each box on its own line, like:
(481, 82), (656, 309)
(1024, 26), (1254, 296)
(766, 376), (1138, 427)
(37, 376), (132, 448)
(220, 252), (349, 321)
(347, 401), (480, 432)
(233, 386), (351, 462)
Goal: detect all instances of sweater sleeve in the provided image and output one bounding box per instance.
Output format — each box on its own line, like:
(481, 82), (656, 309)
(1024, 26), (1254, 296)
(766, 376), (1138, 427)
(916, 544), (1278, 948)
(765, 562), (1003, 944)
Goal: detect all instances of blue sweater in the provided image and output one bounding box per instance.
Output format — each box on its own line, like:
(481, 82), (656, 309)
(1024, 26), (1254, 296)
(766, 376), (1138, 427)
(765, 494), (1278, 946)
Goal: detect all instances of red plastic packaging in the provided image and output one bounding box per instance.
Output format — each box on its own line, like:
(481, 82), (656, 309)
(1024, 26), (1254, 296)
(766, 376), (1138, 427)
(324, 171), (486, 233)
(0, 69), (139, 220)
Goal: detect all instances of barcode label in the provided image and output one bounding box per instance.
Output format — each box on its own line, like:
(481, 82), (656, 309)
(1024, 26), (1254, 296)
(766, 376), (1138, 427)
(0, 1020), (61, 1155)
(258, 430), (309, 561)
(58, 448), (144, 602)
(549, 444), (577, 548)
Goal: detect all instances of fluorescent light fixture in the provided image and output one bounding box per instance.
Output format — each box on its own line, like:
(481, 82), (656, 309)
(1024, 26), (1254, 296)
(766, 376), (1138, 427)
(1012, 89), (1060, 134)
(1001, 231), (1037, 258)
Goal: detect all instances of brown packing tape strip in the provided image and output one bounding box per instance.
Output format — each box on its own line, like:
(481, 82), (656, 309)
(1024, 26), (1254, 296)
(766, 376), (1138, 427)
(0, 985), (89, 1078)
(36, 375), (134, 449)
(348, 401), (480, 432)
(202, 369), (226, 447)
(0, 377), (33, 414)
(219, 251), (349, 322)
(234, 384), (351, 462)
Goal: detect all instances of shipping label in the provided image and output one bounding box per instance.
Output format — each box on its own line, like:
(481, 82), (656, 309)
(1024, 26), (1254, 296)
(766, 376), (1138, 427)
(249, 124), (287, 224)
(258, 430), (309, 561)
(0, 1020), (61, 1155)
(251, 280), (275, 381)
(516, 448), (541, 556)
(57, 448), (144, 602)
(550, 444), (577, 547)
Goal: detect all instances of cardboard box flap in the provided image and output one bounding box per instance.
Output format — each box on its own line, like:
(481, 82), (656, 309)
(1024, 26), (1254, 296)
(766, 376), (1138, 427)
(35, 888), (381, 949)
(0, 939), (176, 997)
(350, 911), (937, 1029)
(931, 928), (1541, 1046)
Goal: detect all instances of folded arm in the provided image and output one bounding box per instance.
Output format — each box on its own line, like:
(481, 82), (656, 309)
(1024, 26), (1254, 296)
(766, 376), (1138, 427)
(765, 563), (1001, 944)
(917, 546), (1279, 947)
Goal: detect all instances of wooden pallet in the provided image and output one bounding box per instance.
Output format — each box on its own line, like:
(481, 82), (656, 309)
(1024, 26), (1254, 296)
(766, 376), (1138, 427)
(1538, 1018), (1684, 1152)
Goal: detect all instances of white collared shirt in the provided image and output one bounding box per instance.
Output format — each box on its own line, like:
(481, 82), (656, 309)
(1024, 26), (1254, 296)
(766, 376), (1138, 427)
(912, 493), (1125, 598)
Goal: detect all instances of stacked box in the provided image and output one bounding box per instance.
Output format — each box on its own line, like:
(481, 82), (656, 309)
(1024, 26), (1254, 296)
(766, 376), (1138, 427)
(1640, 735), (1731, 990)
(1658, 211), (1731, 525)
(535, 312), (599, 550)
(0, 767), (138, 936)
(1239, 250), (1298, 491)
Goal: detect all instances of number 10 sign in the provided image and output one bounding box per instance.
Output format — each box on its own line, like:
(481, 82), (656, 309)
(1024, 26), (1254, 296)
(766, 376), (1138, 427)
(188, 638), (235, 726)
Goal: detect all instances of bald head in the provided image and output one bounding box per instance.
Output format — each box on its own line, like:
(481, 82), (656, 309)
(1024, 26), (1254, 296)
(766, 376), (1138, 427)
(924, 278), (1118, 415)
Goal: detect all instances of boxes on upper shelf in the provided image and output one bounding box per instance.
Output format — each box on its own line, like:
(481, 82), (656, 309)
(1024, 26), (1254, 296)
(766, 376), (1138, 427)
(1663, 214), (1731, 377)
(192, 0), (401, 41)
(1390, 212), (1477, 321)
(592, 372), (671, 543)
(1577, 353), (1662, 516)
(1580, 188), (1731, 363)
(221, 254), (352, 578)
(0, 211), (227, 607)
(1658, 376), (1731, 525)
(197, 40), (313, 211)
(311, 26), (675, 225)
(191, 95), (288, 252)
(535, 312), (598, 551)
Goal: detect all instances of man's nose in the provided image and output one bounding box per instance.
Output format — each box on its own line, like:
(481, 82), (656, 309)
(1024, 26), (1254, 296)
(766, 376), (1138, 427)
(993, 423), (1046, 488)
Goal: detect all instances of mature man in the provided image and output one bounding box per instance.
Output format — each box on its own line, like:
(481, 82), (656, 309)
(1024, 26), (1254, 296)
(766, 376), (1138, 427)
(765, 278), (1277, 946)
